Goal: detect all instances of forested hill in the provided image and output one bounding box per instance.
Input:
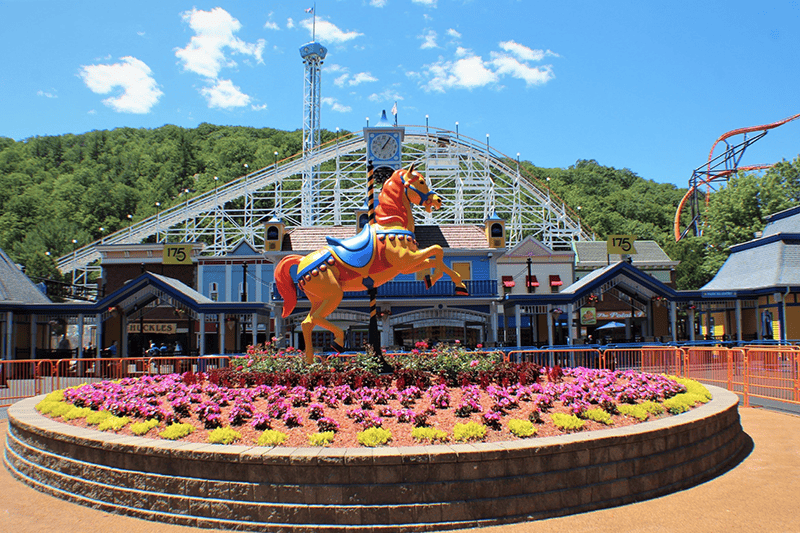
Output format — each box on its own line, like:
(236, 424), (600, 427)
(1, 124), (797, 289)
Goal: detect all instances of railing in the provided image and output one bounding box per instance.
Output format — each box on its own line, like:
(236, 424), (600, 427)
(274, 279), (498, 301)
(1, 346), (798, 410)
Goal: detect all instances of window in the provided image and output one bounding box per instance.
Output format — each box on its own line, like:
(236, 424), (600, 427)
(490, 223), (503, 237)
(549, 275), (562, 293)
(526, 275), (539, 293)
(452, 262), (471, 281)
(209, 282), (218, 302)
(266, 226), (279, 240)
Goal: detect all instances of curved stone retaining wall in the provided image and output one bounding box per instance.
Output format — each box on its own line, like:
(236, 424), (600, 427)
(4, 386), (745, 532)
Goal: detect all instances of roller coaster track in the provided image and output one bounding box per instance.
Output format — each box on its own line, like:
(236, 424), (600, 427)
(674, 113), (800, 241)
(58, 125), (592, 288)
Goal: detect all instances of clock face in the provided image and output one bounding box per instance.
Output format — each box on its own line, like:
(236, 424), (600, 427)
(370, 133), (399, 160)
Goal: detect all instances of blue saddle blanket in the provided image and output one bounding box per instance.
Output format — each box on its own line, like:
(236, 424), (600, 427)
(325, 225), (374, 269)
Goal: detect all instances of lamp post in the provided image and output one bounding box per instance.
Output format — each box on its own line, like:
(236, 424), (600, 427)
(127, 214), (133, 238)
(527, 256), (533, 346)
(99, 227), (105, 244)
(72, 239), (78, 286)
(455, 121), (459, 137)
(274, 151), (279, 169)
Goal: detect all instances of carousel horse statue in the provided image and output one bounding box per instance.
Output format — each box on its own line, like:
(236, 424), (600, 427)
(275, 164), (469, 363)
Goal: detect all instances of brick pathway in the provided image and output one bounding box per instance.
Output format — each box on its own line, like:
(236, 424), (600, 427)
(2, 407), (798, 533)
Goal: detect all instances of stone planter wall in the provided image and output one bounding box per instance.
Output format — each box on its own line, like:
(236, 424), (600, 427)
(3, 386), (746, 532)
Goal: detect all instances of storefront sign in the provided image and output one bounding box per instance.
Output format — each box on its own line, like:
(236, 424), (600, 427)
(580, 307), (597, 325)
(127, 323), (177, 334)
(607, 235), (638, 254)
(163, 244), (193, 264)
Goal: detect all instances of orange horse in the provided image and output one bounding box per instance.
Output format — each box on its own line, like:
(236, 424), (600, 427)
(275, 165), (469, 363)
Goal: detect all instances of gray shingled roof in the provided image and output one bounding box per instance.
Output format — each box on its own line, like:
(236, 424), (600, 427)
(0, 248), (51, 305)
(762, 205), (800, 237)
(149, 272), (215, 303)
(702, 238), (800, 291)
(573, 240), (678, 267)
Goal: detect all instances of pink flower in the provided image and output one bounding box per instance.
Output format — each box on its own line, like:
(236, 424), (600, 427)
(455, 339), (461, 344)
(236, 365), (243, 371)
(476, 344), (483, 349)
(470, 360), (479, 368)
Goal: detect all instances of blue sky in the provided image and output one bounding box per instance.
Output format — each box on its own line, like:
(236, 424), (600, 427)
(2, 0), (799, 187)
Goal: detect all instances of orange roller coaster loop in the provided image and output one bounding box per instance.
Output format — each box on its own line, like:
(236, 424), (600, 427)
(674, 113), (800, 242)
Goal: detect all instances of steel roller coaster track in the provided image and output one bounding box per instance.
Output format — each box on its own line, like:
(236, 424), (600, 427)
(674, 113), (800, 241)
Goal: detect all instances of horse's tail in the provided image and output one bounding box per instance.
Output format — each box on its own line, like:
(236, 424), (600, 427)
(275, 255), (303, 318)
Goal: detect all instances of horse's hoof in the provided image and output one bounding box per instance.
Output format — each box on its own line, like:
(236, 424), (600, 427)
(331, 341), (346, 353)
(455, 286), (469, 296)
(425, 275), (432, 289)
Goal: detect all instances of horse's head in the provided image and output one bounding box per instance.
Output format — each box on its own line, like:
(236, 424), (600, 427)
(397, 164), (442, 213)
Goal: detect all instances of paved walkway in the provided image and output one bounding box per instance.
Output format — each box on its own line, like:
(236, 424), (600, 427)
(2, 407), (798, 533)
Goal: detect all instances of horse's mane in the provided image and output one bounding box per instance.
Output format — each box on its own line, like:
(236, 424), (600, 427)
(374, 171), (412, 229)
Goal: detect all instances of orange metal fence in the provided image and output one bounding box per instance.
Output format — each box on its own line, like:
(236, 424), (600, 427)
(2, 347), (798, 409)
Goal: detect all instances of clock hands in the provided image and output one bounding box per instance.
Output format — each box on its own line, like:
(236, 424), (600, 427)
(381, 137), (392, 150)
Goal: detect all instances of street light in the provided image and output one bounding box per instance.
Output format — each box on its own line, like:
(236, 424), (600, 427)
(127, 214), (133, 238)
(274, 151), (279, 169)
(455, 121), (459, 137)
(155, 202), (161, 242)
(99, 227), (105, 244)
(72, 239), (78, 285)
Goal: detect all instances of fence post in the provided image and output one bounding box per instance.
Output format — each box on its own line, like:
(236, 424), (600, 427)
(726, 348), (733, 392)
(743, 350), (750, 408)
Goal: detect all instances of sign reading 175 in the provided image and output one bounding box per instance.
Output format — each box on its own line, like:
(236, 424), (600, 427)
(607, 235), (638, 255)
(163, 244), (193, 264)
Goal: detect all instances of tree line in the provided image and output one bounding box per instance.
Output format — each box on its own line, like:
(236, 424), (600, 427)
(1, 124), (797, 289)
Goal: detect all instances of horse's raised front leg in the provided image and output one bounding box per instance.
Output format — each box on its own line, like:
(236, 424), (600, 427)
(402, 245), (469, 296)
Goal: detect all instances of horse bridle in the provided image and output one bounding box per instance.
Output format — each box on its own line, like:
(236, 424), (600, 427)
(400, 167), (437, 204)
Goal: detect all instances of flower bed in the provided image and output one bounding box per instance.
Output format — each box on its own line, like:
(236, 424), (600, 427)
(36, 361), (710, 448)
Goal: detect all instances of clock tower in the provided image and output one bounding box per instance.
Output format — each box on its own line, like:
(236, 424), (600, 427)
(364, 110), (404, 183)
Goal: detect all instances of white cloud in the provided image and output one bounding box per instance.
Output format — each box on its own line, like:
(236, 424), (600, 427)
(423, 54), (497, 92)
(286, 18), (295, 29)
(251, 103), (267, 111)
(498, 40), (558, 62)
(302, 17), (361, 44)
(368, 89), (403, 103)
(420, 30), (438, 49)
(175, 7), (265, 79)
(79, 56), (163, 113)
(490, 53), (554, 86)
(350, 72), (378, 85)
(446, 28), (461, 39)
(37, 90), (57, 99)
(264, 20), (279, 31)
(334, 73), (349, 87)
(413, 0), (437, 6)
(370, 0), (388, 6)
(200, 79), (251, 109)
(322, 97), (351, 113)
(420, 39), (558, 92)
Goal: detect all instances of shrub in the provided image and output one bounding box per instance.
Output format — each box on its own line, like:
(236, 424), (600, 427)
(582, 408), (613, 425)
(35, 400), (61, 414)
(453, 421), (487, 443)
(130, 419), (160, 436)
(617, 404), (648, 421)
(669, 376), (711, 401)
(257, 429), (288, 447)
(316, 416), (340, 433)
(357, 427), (393, 447)
(550, 413), (586, 431)
(640, 400), (664, 416)
(308, 431), (335, 446)
(86, 410), (112, 425)
(160, 423), (196, 440)
(208, 427), (243, 445)
(662, 394), (700, 414)
(61, 406), (93, 421)
(411, 426), (449, 443)
(97, 415), (131, 432)
(49, 402), (74, 418)
(508, 418), (537, 438)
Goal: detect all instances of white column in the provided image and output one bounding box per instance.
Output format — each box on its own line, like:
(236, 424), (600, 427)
(96, 315), (103, 359)
(567, 303), (575, 346)
(220, 314), (226, 355)
(199, 313), (206, 356)
(489, 302), (498, 344)
(688, 308), (696, 341)
(514, 304), (522, 347)
(251, 314), (258, 347)
(381, 315), (391, 348)
(77, 314), (85, 358)
(547, 305), (554, 347)
(669, 302), (677, 342)
(735, 300), (742, 342)
(121, 314), (129, 358)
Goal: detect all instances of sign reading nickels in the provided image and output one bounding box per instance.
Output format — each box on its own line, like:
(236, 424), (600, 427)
(127, 323), (177, 334)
